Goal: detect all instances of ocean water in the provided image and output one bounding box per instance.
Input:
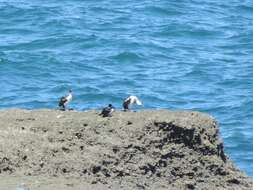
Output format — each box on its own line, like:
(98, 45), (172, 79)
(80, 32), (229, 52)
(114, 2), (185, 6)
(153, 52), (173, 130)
(0, 0), (253, 178)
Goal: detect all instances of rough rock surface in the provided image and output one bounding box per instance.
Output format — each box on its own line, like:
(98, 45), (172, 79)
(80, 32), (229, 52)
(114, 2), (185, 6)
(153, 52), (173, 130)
(0, 109), (252, 190)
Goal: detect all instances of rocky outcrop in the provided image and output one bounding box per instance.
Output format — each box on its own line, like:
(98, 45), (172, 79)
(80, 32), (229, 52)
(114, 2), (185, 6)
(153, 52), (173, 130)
(0, 109), (252, 190)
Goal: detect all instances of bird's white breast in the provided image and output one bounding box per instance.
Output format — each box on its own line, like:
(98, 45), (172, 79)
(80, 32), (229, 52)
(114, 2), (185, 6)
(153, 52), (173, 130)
(66, 93), (72, 102)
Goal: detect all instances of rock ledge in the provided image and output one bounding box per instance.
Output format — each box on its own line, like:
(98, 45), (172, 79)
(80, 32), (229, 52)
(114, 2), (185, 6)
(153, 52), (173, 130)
(0, 109), (252, 190)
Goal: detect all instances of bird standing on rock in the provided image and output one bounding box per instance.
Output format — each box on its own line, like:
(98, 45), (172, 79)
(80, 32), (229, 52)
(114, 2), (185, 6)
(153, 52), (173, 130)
(100, 104), (115, 117)
(58, 90), (72, 111)
(123, 95), (142, 111)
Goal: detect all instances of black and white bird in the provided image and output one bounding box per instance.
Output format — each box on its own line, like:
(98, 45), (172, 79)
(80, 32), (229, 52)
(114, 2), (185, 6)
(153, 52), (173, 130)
(58, 90), (73, 111)
(100, 104), (115, 117)
(122, 95), (142, 111)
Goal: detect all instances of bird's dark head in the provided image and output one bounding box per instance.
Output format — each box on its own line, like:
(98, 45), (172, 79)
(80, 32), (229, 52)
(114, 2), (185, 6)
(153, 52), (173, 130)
(108, 104), (112, 107)
(69, 89), (72, 93)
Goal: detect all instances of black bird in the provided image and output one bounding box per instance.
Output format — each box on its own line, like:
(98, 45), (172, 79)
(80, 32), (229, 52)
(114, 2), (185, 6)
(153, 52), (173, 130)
(100, 104), (115, 117)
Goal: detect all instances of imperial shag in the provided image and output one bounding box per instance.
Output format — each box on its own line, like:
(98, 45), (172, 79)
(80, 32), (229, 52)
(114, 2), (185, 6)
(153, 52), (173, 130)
(100, 104), (115, 117)
(58, 90), (72, 111)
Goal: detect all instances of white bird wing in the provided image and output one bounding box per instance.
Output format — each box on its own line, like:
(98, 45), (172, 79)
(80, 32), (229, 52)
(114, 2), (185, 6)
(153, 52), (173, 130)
(130, 96), (142, 105)
(66, 93), (72, 102)
(135, 98), (142, 105)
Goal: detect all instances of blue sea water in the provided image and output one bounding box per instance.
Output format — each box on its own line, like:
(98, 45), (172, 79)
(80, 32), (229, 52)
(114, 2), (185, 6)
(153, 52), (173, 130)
(0, 0), (253, 178)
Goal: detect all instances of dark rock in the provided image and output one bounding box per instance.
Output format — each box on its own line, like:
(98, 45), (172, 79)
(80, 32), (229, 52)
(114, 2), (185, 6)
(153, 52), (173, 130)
(227, 178), (241, 184)
(92, 166), (101, 174)
(127, 121), (133, 125)
(186, 183), (195, 189)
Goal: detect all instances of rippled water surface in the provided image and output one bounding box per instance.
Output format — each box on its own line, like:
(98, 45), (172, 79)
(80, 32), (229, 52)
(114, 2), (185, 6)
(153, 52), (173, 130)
(0, 0), (253, 178)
